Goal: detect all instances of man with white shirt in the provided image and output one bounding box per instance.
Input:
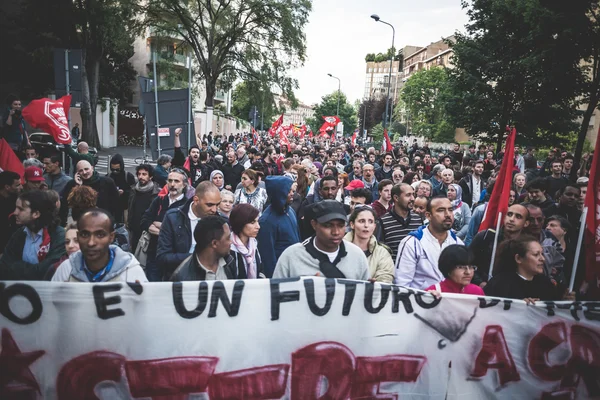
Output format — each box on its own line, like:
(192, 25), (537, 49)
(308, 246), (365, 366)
(157, 181), (221, 280)
(459, 160), (485, 207)
(273, 200), (369, 280)
(395, 196), (464, 289)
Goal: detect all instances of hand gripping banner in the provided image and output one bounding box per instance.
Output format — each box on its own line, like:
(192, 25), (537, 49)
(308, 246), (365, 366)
(0, 278), (599, 399)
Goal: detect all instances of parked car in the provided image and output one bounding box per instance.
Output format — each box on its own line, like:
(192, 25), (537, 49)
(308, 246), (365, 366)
(29, 132), (98, 165)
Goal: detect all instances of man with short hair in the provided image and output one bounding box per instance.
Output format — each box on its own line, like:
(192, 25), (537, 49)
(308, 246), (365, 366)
(450, 143), (463, 165)
(0, 191), (65, 280)
(576, 179), (588, 211)
(549, 185), (581, 230)
(273, 200), (369, 280)
(469, 204), (530, 285)
(140, 169), (189, 281)
(298, 175), (339, 240)
(23, 166), (46, 192)
(60, 160), (120, 224)
(261, 147), (280, 176)
(222, 150), (245, 190)
(52, 208), (147, 282)
(362, 163), (379, 201)
(171, 215), (254, 281)
(173, 128), (204, 186)
(43, 153), (72, 196)
(23, 146), (38, 160)
(524, 178), (556, 215)
(562, 154), (574, 178)
(157, 181), (222, 279)
(348, 188), (372, 214)
(546, 160), (568, 199)
(372, 179), (393, 218)
(128, 164), (161, 252)
(413, 196), (428, 220)
(428, 164), (444, 195)
(348, 160), (364, 181)
(108, 153), (136, 223)
(380, 183), (423, 263)
(375, 153), (394, 181)
(0, 171), (22, 253)
(2, 96), (29, 155)
(514, 145), (525, 173)
(395, 196), (463, 288)
(459, 160), (485, 207)
(62, 141), (96, 168)
(435, 168), (454, 196)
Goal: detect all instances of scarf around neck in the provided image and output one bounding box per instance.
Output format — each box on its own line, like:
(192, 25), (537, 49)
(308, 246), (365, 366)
(135, 180), (155, 193)
(37, 227), (51, 262)
(449, 183), (463, 209)
(231, 233), (257, 278)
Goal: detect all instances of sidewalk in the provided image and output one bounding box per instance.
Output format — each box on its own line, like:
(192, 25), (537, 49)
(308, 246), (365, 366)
(97, 145), (146, 159)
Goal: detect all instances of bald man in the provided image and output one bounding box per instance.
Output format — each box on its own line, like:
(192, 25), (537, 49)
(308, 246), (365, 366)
(60, 160), (120, 225)
(62, 139), (96, 170)
(469, 204), (530, 286)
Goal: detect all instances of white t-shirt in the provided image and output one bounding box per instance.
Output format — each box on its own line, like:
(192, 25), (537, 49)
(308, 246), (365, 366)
(314, 242), (340, 262)
(472, 175), (481, 205)
(196, 255), (229, 280)
(188, 206), (201, 253)
(169, 193), (184, 206)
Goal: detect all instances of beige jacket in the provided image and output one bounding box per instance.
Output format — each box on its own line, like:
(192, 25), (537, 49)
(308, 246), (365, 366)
(343, 232), (394, 283)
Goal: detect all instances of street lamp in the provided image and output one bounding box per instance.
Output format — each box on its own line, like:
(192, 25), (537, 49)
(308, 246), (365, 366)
(370, 14), (395, 133)
(327, 73), (341, 118)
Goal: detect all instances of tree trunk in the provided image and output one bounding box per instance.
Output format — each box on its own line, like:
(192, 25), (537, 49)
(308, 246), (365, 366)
(88, 59), (101, 149)
(204, 78), (216, 139)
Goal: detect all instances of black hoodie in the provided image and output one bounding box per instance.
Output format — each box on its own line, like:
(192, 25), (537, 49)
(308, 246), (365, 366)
(107, 154), (135, 223)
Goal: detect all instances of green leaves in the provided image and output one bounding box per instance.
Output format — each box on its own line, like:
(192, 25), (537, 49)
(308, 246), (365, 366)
(308, 91), (357, 136)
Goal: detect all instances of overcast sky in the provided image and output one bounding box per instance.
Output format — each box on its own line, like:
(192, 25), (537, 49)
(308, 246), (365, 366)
(290, 0), (470, 106)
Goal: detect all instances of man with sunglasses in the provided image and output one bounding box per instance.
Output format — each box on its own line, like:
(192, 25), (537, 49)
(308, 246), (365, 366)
(273, 200), (369, 280)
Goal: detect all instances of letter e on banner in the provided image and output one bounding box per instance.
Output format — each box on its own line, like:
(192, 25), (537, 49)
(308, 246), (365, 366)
(471, 325), (520, 386)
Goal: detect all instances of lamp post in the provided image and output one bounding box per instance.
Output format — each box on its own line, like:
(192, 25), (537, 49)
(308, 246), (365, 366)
(327, 73), (341, 118)
(371, 14), (395, 132)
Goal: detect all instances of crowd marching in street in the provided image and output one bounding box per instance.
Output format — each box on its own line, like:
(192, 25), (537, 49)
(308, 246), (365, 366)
(1, 95), (598, 303)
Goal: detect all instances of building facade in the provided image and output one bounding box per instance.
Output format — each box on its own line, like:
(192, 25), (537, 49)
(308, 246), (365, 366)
(276, 96), (315, 126)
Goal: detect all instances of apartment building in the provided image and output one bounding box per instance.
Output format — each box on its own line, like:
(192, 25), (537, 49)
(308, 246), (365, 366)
(276, 96), (315, 126)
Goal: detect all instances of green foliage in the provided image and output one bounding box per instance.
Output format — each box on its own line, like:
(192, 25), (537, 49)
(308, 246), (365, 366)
(399, 67), (455, 142)
(358, 97), (390, 134)
(371, 123), (384, 142)
(365, 47), (403, 64)
(445, 0), (590, 148)
(231, 81), (281, 129)
(307, 91), (357, 136)
(144, 0), (312, 108)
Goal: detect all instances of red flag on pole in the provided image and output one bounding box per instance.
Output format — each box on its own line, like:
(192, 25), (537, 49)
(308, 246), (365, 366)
(330, 131), (336, 143)
(351, 129), (358, 147)
(0, 139), (25, 180)
(268, 114), (284, 137)
(279, 127), (291, 152)
(22, 95), (72, 144)
(252, 127), (259, 145)
(478, 126), (517, 232)
(584, 127), (600, 284)
(381, 129), (392, 153)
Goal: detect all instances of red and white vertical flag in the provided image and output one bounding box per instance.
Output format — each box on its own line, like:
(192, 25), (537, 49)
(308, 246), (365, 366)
(381, 129), (392, 153)
(330, 131), (336, 143)
(279, 127), (291, 152)
(584, 127), (600, 285)
(351, 129), (358, 147)
(268, 114), (284, 137)
(478, 126), (517, 232)
(252, 127), (259, 146)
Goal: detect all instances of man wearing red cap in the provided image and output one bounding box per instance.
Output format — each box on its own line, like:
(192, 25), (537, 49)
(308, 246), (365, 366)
(23, 166), (46, 192)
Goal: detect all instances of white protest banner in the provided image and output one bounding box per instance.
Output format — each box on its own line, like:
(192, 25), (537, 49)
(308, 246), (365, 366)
(0, 278), (599, 399)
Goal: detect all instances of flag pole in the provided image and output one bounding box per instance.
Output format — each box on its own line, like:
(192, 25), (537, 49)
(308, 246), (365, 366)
(569, 206), (588, 292)
(488, 212), (503, 280)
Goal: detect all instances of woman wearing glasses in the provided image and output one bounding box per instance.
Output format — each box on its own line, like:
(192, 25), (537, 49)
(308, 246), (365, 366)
(426, 245), (484, 295)
(344, 206), (394, 283)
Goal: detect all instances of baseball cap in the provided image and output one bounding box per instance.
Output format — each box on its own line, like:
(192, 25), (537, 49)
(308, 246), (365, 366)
(309, 200), (347, 223)
(24, 166), (44, 182)
(344, 180), (365, 191)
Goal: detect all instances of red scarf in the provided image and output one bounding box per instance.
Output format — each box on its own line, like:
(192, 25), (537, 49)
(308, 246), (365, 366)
(37, 228), (51, 262)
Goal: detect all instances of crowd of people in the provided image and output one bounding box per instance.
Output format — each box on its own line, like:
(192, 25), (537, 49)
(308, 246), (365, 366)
(0, 112), (596, 301)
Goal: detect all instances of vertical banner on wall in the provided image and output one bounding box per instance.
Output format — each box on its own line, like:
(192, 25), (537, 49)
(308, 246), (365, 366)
(0, 278), (599, 399)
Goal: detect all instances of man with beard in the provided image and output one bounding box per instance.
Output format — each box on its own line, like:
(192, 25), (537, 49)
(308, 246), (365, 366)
(222, 150), (245, 190)
(108, 153), (135, 223)
(173, 127), (204, 186)
(297, 175), (340, 240)
(140, 168), (189, 281)
(375, 153), (394, 181)
(459, 160), (485, 207)
(380, 183), (423, 263)
(395, 196), (463, 289)
(469, 204), (530, 286)
(0, 171), (22, 254)
(128, 164), (160, 252)
(61, 160), (120, 224)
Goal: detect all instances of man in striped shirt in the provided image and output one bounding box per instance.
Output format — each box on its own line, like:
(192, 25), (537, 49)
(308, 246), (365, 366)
(380, 183), (424, 263)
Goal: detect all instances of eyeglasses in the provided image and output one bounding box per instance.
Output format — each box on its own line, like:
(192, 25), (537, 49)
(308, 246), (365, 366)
(456, 265), (477, 271)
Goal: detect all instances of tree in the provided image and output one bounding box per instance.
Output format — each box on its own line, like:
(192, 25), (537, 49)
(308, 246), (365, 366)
(307, 91), (357, 136)
(446, 0), (589, 151)
(144, 0), (311, 136)
(231, 81), (282, 130)
(358, 97), (389, 134)
(399, 67), (455, 142)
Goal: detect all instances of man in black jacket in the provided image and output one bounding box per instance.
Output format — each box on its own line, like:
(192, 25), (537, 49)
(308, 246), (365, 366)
(0, 171), (22, 254)
(128, 164), (160, 252)
(458, 160), (485, 208)
(222, 150), (245, 190)
(171, 215), (238, 281)
(61, 160), (120, 225)
(0, 190), (65, 280)
(108, 153), (136, 223)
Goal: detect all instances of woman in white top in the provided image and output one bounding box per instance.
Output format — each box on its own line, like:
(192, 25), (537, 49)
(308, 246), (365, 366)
(234, 169), (268, 212)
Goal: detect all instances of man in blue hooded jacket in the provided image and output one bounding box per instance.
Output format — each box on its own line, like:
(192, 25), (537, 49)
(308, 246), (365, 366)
(257, 176), (300, 277)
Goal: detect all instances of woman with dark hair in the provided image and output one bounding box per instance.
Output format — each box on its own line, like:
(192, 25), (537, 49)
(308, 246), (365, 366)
(484, 236), (575, 303)
(67, 185), (98, 222)
(402, 172), (421, 185)
(229, 203), (264, 278)
(344, 206), (394, 283)
(234, 169), (268, 212)
(426, 245), (484, 295)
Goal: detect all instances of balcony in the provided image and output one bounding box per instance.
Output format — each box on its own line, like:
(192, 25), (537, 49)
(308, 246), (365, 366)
(148, 26), (183, 41)
(214, 90), (227, 104)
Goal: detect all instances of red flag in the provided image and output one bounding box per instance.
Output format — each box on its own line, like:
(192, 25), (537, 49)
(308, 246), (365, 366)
(478, 126), (517, 232)
(279, 127), (291, 152)
(268, 114), (284, 137)
(252, 127), (259, 145)
(351, 129), (358, 147)
(381, 129), (392, 153)
(322, 116), (340, 127)
(0, 139), (25, 180)
(308, 131), (313, 139)
(330, 131), (336, 143)
(584, 126), (600, 284)
(22, 95), (72, 144)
